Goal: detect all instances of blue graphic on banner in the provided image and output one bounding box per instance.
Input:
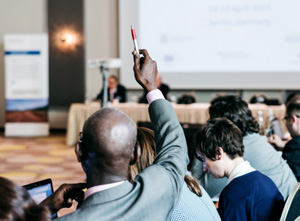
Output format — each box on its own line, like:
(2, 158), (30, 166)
(6, 99), (48, 111)
(5, 51), (40, 55)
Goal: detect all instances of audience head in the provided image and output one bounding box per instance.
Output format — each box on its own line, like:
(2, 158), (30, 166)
(209, 95), (259, 136)
(177, 93), (197, 104)
(130, 127), (202, 197)
(108, 75), (119, 90)
(249, 93), (268, 104)
(285, 93), (300, 107)
(285, 101), (300, 137)
(76, 107), (137, 184)
(0, 177), (50, 221)
(194, 118), (244, 178)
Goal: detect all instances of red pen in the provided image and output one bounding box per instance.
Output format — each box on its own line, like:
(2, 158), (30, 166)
(131, 25), (139, 54)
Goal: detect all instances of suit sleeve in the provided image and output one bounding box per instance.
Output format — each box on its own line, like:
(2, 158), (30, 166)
(148, 99), (189, 198)
(95, 89), (103, 101)
(121, 86), (126, 102)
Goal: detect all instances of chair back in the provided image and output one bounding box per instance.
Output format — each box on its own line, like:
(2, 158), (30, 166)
(280, 183), (300, 221)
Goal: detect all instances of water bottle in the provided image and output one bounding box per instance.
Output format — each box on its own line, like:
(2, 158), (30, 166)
(266, 109), (274, 139)
(257, 110), (265, 135)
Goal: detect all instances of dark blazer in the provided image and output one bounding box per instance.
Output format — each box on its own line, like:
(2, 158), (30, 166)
(159, 83), (170, 98)
(95, 84), (127, 103)
(283, 136), (300, 181)
(57, 99), (189, 221)
(139, 83), (170, 103)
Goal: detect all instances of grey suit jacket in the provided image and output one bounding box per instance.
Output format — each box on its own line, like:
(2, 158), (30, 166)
(57, 99), (189, 221)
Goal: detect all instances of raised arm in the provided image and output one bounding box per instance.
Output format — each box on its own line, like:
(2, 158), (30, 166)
(133, 49), (157, 92)
(133, 49), (189, 195)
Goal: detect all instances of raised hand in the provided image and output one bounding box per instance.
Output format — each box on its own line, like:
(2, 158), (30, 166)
(133, 49), (158, 92)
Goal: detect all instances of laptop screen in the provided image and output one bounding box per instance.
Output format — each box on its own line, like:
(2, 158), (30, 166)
(23, 178), (58, 219)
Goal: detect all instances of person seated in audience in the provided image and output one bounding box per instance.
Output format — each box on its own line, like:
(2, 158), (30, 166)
(285, 93), (300, 106)
(249, 93), (281, 105)
(94, 75), (127, 103)
(195, 118), (284, 220)
(268, 101), (300, 181)
(0, 177), (50, 221)
(130, 127), (221, 221)
(177, 92), (197, 104)
(139, 74), (170, 103)
(42, 49), (189, 220)
(191, 95), (297, 200)
(249, 93), (268, 104)
(281, 93), (300, 140)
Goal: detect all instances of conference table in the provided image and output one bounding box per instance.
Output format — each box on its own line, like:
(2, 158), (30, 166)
(66, 102), (286, 146)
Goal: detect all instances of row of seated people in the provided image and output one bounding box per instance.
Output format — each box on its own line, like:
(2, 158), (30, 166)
(94, 73), (297, 106)
(0, 49), (299, 220)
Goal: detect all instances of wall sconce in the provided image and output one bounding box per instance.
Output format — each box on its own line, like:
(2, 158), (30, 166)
(60, 34), (66, 42)
(52, 26), (82, 52)
(60, 33), (76, 44)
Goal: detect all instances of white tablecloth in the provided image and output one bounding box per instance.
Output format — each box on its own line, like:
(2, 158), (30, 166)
(66, 102), (286, 146)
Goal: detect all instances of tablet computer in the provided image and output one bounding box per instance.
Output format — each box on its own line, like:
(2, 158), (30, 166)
(23, 178), (58, 219)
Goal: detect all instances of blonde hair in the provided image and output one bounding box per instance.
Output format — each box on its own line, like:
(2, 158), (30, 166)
(130, 127), (156, 179)
(130, 127), (202, 197)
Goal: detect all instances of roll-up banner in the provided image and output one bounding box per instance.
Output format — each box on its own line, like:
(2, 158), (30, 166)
(4, 34), (49, 136)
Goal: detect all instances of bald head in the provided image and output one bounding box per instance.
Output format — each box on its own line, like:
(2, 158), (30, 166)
(80, 108), (137, 177)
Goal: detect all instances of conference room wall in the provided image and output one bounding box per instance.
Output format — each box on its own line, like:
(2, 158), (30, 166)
(84, 0), (119, 101)
(0, 0), (286, 129)
(0, 0), (118, 129)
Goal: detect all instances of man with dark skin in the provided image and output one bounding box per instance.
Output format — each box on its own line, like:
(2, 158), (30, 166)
(78, 107), (137, 186)
(41, 49), (189, 220)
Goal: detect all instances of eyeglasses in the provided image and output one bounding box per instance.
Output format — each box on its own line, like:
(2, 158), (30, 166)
(78, 132), (83, 143)
(283, 115), (300, 121)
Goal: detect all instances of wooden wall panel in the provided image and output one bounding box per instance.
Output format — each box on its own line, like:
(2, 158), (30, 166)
(48, 0), (85, 107)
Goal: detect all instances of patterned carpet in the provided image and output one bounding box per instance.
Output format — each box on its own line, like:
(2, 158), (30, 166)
(0, 132), (85, 216)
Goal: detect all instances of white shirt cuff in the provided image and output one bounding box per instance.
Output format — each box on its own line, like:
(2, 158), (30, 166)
(146, 89), (165, 104)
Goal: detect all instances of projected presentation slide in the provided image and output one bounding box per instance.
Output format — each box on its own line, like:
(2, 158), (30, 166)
(138, 0), (300, 72)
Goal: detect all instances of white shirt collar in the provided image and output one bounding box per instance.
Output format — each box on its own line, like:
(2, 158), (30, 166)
(227, 161), (256, 184)
(84, 181), (125, 200)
